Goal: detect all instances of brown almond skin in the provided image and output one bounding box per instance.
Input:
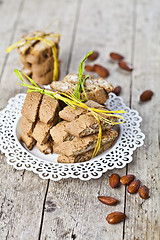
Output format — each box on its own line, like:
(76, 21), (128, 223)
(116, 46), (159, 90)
(139, 185), (149, 199)
(110, 52), (124, 61)
(112, 86), (121, 96)
(98, 196), (119, 206)
(94, 64), (110, 78)
(106, 212), (126, 224)
(87, 51), (99, 61)
(120, 174), (135, 185)
(127, 180), (141, 194)
(85, 65), (95, 72)
(140, 90), (153, 102)
(109, 173), (120, 188)
(118, 61), (133, 71)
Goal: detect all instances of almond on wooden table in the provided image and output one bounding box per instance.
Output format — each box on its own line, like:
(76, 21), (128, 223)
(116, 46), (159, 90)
(94, 64), (110, 78)
(127, 180), (141, 194)
(118, 61), (133, 71)
(87, 51), (99, 61)
(110, 52), (124, 61)
(106, 212), (126, 224)
(139, 185), (149, 199)
(97, 196), (119, 206)
(120, 174), (135, 185)
(109, 173), (120, 188)
(112, 86), (121, 96)
(140, 90), (153, 102)
(84, 65), (95, 72)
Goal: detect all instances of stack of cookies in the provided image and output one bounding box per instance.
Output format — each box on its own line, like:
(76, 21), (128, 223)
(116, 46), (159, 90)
(50, 100), (118, 163)
(20, 83), (118, 163)
(20, 91), (59, 153)
(18, 31), (60, 85)
(50, 74), (114, 104)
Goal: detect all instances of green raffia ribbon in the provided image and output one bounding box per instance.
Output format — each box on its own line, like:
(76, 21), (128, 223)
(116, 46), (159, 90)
(15, 69), (126, 158)
(73, 51), (93, 101)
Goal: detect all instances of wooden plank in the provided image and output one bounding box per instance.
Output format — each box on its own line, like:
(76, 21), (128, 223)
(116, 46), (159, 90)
(124, 0), (160, 239)
(0, 155), (48, 240)
(0, 0), (23, 75)
(41, 0), (135, 239)
(0, 0), (79, 239)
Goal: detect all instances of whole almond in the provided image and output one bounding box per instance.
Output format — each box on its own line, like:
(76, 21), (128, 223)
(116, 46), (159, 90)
(112, 86), (121, 96)
(140, 90), (153, 102)
(127, 180), (141, 194)
(106, 212), (126, 224)
(110, 52), (124, 61)
(98, 196), (119, 206)
(139, 185), (149, 199)
(109, 173), (120, 188)
(94, 64), (110, 78)
(87, 51), (99, 61)
(118, 61), (133, 71)
(85, 65), (95, 72)
(120, 174), (135, 185)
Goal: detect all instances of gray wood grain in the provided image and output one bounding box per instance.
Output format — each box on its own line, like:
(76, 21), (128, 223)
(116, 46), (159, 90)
(0, 0), (159, 239)
(124, 0), (160, 239)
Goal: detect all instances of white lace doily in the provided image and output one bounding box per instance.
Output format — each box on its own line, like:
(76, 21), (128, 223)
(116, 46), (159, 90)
(0, 93), (145, 181)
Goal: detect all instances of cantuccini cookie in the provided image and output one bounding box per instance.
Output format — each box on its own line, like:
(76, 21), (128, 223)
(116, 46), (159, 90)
(53, 129), (118, 156)
(58, 141), (114, 163)
(65, 112), (117, 137)
(36, 139), (53, 154)
(39, 95), (59, 123)
(21, 91), (42, 122)
(20, 116), (35, 136)
(21, 132), (36, 150)
(50, 121), (74, 143)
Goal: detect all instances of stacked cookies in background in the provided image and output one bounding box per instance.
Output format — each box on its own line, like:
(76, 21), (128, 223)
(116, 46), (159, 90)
(50, 74), (114, 104)
(50, 100), (118, 163)
(20, 91), (59, 153)
(18, 31), (60, 85)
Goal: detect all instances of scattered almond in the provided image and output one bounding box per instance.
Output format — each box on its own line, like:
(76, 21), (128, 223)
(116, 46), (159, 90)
(120, 174), (135, 185)
(118, 61), (133, 71)
(112, 86), (121, 96)
(109, 173), (120, 188)
(127, 180), (141, 194)
(110, 52), (124, 61)
(87, 51), (99, 61)
(94, 64), (110, 78)
(84, 65), (95, 72)
(139, 185), (149, 199)
(140, 90), (153, 102)
(98, 196), (119, 206)
(106, 212), (126, 224)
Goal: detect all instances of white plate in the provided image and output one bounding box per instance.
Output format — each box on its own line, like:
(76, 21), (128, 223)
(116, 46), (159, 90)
(0, 93), (145, 181)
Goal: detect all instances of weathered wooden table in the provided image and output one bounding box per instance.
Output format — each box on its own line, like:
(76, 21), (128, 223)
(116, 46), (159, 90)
(0, 0), (159, 239)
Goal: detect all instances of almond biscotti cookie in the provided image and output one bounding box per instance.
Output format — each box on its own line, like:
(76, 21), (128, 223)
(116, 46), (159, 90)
(20, 116), (35, 136)
(53, 129), (118, 157)
(21, 132), (36, 150)
(37, 138), (53, 154)
(65, 112), (117, 137)
(50, 121), (74, 144)
(21, 91), (42, 122)
(58, 141), (114, 163)
(38, 95), (59, 124)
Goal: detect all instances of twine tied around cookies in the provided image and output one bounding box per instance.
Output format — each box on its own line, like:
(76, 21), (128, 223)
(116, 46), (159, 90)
(6, 32), (61, 82)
